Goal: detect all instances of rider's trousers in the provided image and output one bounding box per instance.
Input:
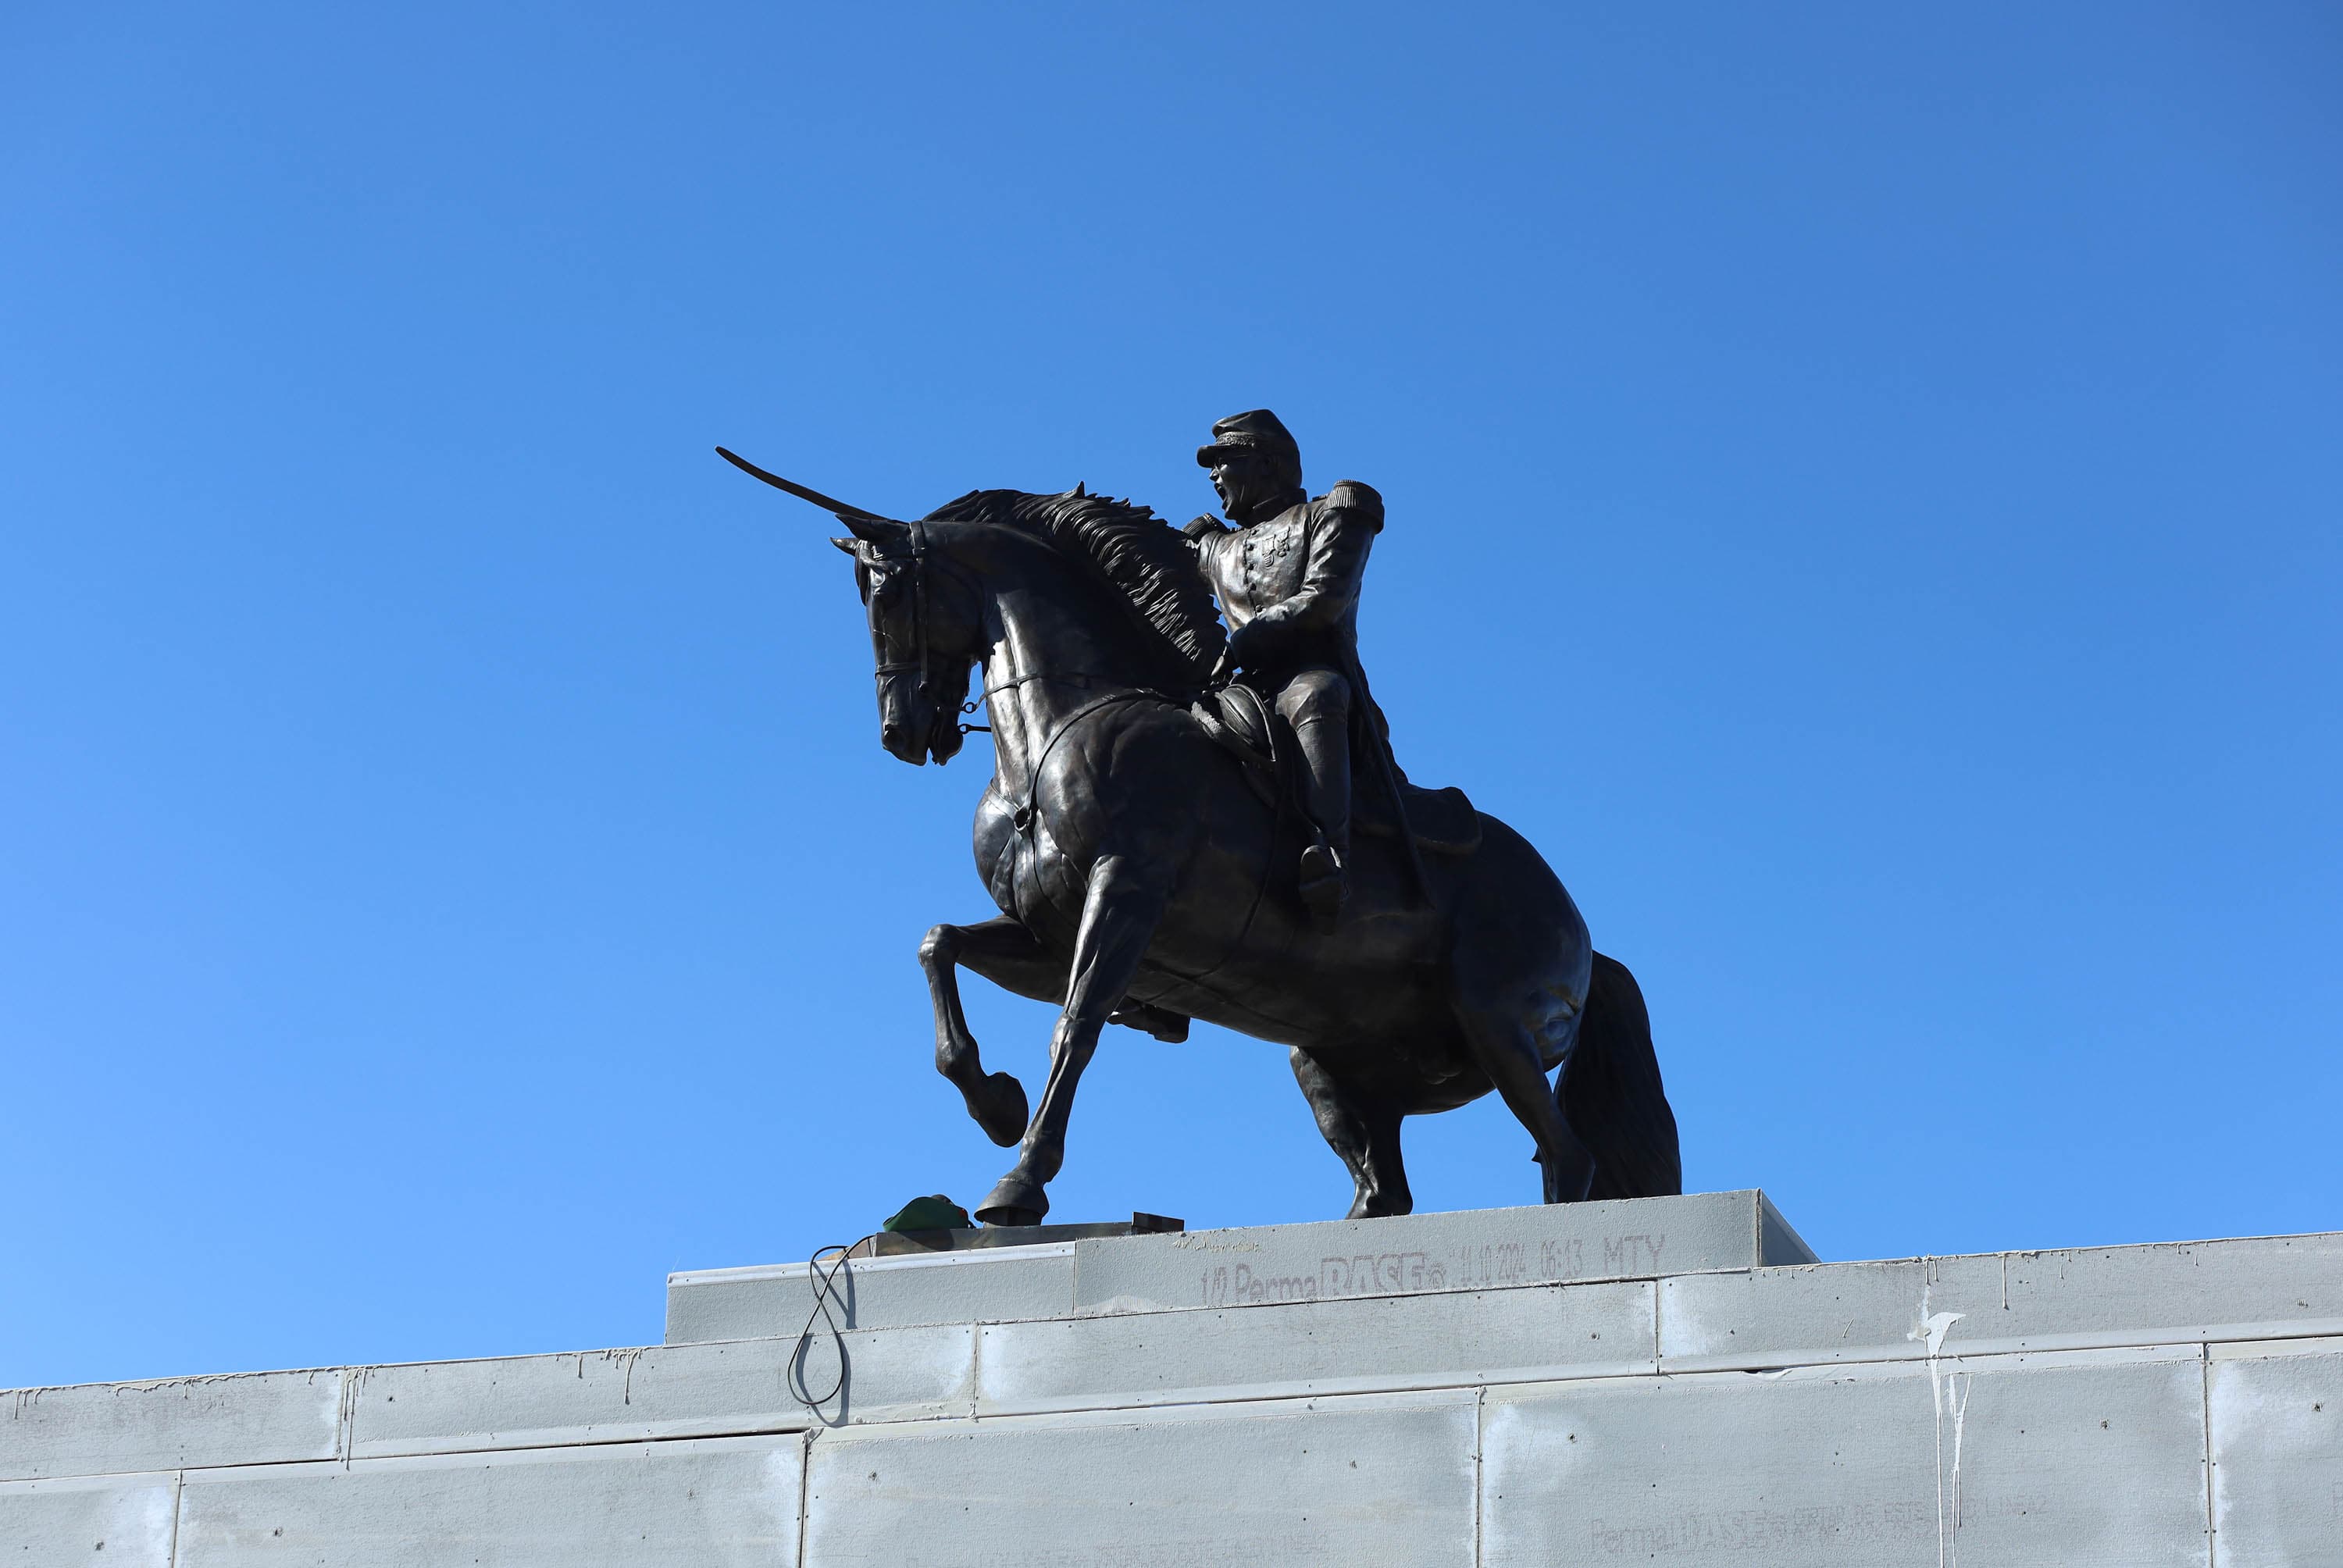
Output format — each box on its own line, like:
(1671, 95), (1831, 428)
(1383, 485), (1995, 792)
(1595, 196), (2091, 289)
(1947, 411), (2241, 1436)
(1273, 665), (1352, 860)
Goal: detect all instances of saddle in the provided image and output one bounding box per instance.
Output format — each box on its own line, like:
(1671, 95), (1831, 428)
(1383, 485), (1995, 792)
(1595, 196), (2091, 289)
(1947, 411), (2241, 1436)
(1189, 686), (1482, 857)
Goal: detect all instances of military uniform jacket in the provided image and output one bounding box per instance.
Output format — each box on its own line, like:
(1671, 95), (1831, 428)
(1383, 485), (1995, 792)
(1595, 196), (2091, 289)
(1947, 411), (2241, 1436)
(1186, 479), (1384, 672)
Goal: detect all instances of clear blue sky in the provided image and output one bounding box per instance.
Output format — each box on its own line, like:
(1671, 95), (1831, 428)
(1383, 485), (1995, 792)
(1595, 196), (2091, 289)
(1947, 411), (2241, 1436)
(4, 2), (2337, 1389)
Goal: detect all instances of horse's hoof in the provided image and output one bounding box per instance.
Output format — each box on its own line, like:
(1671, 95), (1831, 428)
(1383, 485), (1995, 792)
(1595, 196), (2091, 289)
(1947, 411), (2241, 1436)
(1347, 1190), (1413, 1220)
(977, 1072), (1029, 1146)
(1534, 1144), (1597, 1203)
(961, 1071), (1029, 1148)
(975, 1174), (1049, 1228)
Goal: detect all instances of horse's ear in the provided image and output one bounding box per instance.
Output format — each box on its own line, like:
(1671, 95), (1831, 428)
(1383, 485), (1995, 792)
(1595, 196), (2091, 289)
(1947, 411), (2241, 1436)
(842, 512), (912, 552)
(829, 536), (859, 558)
(1068, 480), (1087, 498)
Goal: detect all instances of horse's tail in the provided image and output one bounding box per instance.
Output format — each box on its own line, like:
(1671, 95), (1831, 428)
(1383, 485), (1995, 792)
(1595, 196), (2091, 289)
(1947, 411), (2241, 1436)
(1562, 952), (1683, 1199)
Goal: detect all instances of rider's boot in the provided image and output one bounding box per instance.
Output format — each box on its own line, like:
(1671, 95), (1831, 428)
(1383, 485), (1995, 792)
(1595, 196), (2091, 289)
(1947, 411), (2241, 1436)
(1293, 711), (1351, 934)
(1109, 1000), (1190, 1042)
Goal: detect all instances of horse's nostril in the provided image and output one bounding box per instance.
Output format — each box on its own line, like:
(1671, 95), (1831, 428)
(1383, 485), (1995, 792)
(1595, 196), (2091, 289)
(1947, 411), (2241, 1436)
(883, 722), (906, 748)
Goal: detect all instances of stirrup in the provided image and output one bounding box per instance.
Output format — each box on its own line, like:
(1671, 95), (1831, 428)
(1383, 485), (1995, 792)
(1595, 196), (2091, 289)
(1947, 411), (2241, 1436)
(1298, 843), (1346, 932)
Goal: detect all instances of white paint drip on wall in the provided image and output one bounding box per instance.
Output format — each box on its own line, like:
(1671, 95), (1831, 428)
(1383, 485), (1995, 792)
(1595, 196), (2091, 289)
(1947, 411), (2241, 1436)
(1913, 1309), (1967, 1568)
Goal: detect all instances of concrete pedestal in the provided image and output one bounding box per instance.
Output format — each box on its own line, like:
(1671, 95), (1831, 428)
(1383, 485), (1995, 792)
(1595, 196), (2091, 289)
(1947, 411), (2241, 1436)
(6, 1191), (2341, 1565)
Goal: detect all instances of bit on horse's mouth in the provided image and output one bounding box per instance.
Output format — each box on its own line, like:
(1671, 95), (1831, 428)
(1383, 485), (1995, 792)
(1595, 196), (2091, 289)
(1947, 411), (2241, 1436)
(880, 712), (961, 766)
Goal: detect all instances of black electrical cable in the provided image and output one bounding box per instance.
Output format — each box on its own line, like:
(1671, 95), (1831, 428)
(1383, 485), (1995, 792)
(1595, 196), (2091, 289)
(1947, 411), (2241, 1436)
(787, 1235), (879, 1412)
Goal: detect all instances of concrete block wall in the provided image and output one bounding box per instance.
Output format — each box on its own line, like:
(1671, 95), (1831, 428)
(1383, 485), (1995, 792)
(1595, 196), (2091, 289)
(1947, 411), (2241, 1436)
(5, 1192), (2339, 1565)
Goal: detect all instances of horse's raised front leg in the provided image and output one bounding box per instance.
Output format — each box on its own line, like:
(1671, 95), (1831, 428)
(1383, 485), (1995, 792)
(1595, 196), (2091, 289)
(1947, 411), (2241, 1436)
(922, 915), (1191, 1147)
(920, 916), (1053, 1147)
(975, 855), (1172, 1226)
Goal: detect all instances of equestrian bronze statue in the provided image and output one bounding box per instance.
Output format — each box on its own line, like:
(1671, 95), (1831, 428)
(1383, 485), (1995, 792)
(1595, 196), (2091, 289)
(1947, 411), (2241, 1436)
(719, 412), (1680, 1226)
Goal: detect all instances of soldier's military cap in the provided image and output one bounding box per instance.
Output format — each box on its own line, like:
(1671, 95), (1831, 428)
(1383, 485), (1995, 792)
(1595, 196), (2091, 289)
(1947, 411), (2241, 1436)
(1196, 408), (1301, 471)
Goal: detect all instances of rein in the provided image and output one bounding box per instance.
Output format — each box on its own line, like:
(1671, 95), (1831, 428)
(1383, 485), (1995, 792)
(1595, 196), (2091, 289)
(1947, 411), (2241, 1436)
(950, 668), (1101, 732)
(1004, 687), (1172, 835)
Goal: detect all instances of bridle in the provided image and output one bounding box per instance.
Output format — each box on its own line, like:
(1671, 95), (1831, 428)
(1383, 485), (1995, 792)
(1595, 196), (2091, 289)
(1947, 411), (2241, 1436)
(715, 447), (1150, 759)
(865, 519), (1194, 824)
(868, 515), (936, 692)
(867, 514), (992, 751)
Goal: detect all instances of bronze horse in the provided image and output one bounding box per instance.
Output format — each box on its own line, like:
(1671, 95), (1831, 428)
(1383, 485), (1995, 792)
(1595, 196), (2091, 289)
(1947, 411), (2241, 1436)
(732, 454), (1680, 1224)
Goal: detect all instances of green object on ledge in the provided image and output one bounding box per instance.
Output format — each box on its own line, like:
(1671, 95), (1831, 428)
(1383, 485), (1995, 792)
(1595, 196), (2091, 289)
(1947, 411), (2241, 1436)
(882, 1194), (973, 1233)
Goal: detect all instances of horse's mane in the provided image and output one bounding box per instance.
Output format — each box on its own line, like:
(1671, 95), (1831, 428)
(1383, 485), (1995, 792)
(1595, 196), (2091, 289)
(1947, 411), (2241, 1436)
(925, 487), (1227, 679)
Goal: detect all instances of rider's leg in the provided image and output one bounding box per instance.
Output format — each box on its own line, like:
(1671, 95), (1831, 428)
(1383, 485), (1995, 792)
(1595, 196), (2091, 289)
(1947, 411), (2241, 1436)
(1276, 666), (1353, 855)
(1275, 666), (1352, 928)
(975, 854), (1175, 1226)
(1289, 1047), (1414, 1218)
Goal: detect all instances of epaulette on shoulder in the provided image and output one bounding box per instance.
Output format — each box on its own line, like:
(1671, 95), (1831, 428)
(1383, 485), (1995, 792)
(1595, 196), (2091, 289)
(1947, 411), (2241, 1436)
(1321, 479), (1384, 526)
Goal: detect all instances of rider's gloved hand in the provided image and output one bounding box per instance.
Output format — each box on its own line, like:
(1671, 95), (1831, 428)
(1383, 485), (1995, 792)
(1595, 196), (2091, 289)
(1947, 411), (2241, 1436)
(1182, 515), (1230, 540)
(1207, 621), (1271, 687)
(1225, 618), (1275, 673)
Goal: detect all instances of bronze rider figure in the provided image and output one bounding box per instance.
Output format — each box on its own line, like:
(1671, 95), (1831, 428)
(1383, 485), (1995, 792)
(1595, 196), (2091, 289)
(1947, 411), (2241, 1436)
(1185, 409), (1389, 932)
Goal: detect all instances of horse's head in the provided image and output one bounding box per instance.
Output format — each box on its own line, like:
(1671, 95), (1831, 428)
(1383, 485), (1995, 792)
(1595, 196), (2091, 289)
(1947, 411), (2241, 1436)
(719, 449), (1225, 768)
(830, 514), (979, 767)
